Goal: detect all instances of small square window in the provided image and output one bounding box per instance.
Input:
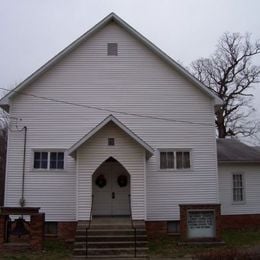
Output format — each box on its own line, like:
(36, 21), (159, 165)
(107, 43), (118, 56)
(50, 152), (64, 169)
(108, 138), (115, 146)
(167, 221), (180, 234)
(34, 152), (48, 169)
(45, 222), (57, 236)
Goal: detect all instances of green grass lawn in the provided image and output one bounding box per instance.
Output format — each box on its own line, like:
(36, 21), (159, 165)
(0, 240), (72, 260)
(148, 229), (260, 258)
(1, 229), (260, 259)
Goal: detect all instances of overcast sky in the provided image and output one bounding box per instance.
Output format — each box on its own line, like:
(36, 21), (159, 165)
(1, 0), (260, 142)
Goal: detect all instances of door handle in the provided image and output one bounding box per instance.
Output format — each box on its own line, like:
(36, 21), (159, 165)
(112, 192), (115, 199)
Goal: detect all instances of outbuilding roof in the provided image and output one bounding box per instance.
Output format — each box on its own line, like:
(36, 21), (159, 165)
(217, 138), (260, 163)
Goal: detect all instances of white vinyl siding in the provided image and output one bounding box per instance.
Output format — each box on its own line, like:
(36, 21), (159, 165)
(219, 164), (260, 215)
(5, 22), (218, 221)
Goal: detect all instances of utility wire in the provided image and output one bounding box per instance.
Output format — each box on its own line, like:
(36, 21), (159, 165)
(0, 87), (214, 127)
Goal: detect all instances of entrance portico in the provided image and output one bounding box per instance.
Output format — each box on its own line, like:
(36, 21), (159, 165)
(68, 115), (153, 221)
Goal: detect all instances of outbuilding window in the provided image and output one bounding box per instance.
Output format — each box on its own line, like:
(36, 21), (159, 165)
(160, 150), (191, 170)
(33, 151), (64, 170)
(232, 173), (245, 203)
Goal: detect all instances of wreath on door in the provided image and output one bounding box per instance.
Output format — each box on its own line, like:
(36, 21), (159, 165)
(117, 174), (128, 187)
(95, 174), (107, 188)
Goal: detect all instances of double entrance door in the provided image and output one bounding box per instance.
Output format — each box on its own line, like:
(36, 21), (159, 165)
(92, 162), (130, 216)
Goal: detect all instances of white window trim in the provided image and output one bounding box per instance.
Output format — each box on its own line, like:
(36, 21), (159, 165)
(231, 172), (246, 205)
(157, 148), (193, 171)
(31, 149), (67, 172)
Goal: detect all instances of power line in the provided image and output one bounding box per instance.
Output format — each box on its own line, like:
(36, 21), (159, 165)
(0, 87), (214, 127)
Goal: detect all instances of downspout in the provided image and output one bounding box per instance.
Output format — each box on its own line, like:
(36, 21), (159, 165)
(19, 126), (27, 207)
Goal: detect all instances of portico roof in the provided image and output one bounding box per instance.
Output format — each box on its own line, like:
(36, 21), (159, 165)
(68, 114), (154, 158)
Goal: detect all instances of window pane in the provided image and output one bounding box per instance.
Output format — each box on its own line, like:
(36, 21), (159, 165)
(160, 152), (167, 169)
(42, 152), (48, 160)
(50, 152), (57, 169)
(41, 152), (48, 169)
(34, 160), (40, 169)
(34, 152), (41, 169)
(58, 152), (64, 161)
(58, 152), (64, 169)
(50, 161), (57, 169)
(183, 152), (190, 168)
(34, 152), (40, 160)
(57, 161), (64, 169)
(176, 152), (183, 169)
(50, 152), (57, 161)
(167, 152), (174, 168)
(41, 159), (48, 169)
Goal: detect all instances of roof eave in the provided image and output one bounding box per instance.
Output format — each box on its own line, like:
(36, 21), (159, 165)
(218, 160), (260, 164)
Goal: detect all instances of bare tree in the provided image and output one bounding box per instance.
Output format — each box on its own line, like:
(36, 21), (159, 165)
(191, 32), (260, 138)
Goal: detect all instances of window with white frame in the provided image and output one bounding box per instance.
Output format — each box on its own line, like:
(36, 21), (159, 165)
(33, 151), (64, 170)
(232, 173), (245, 202)
(160, 150), (191, 170)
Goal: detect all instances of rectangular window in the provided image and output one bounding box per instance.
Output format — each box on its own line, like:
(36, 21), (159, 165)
(160, 150), (191, 170)
(44, 222), (58, 236)
(176, 151), (190, 169)
(34, 152), (48, 169)
(233, 174), (244, 202)
(160, 152), (174, 169)
(33, 151), (64, 170)
(50, 152), (64, 169)
(167, 221), (180, 234)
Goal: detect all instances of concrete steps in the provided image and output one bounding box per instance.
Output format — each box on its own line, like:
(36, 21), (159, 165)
(73, 217), (148, 259)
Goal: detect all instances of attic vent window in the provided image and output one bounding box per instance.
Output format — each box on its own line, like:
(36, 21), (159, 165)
(107, 43), (118, 56)
(108, 138), (115, 146)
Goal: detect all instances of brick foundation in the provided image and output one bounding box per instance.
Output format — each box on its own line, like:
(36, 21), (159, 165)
(221, 214), (260, 230)
(0, 215), (7, 250)
(179, 204), (221, 242)
(57, 222), (77, 241)
(145, 221), (167, 237)
(30, 213), (45, 250)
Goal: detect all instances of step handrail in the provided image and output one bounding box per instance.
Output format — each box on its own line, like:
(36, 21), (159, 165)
(128, 194), (137, 257)
(86, 194), (94, 257)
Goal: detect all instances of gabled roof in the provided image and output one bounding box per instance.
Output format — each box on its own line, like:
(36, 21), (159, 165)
(68, 114), (154, 158)
(217, 138), (260, 163)
(0, 13), (222, 107)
